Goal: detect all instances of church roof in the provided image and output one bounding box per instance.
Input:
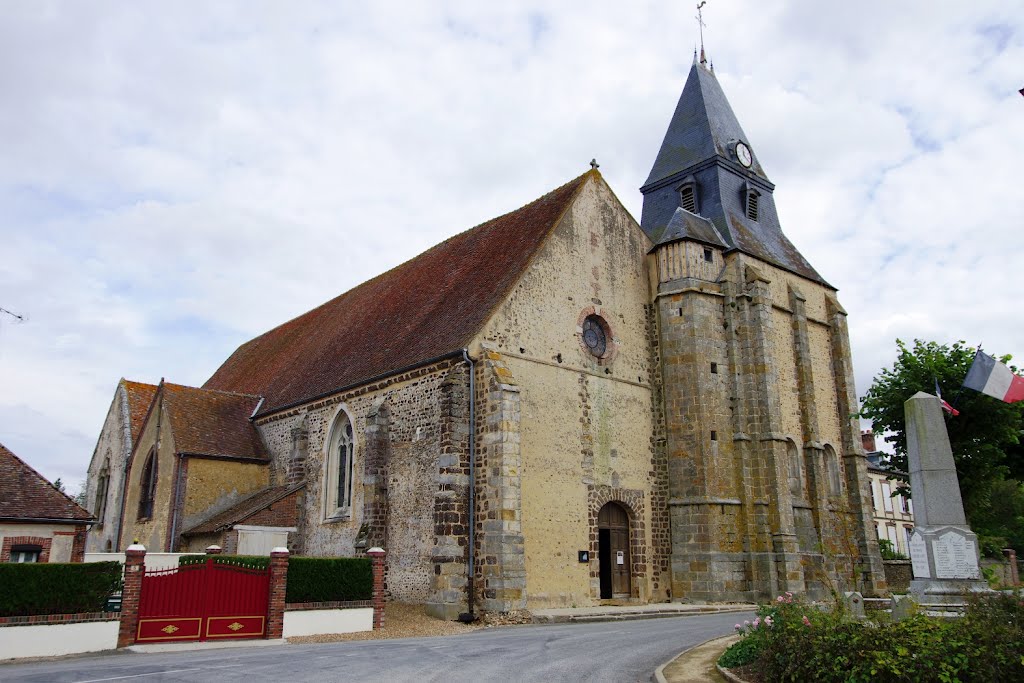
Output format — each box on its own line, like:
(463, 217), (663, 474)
(656, 207), (729, 249)
(122, 379), (158, 443)
(182, 482), (303, 536)
(643, 59), (768, 188)
(0, 442), (93, 523)
(641, 61), (828, 286)
(159, 383), (268, 461)
(205, 172), (591, 416)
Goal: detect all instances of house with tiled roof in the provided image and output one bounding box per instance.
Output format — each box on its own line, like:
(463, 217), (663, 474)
(1, 442), (93, 562)
(86, 53), (886, 618)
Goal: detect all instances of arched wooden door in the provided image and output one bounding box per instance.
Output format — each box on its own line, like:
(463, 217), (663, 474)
(598, 502), (631, 599)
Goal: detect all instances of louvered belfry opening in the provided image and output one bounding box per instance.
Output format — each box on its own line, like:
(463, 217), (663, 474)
(680, 184), (696, 213)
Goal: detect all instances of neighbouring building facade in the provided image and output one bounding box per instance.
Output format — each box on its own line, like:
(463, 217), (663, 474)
(862, 430), (915, 556)
(84, 53), (886, 617)
(1, 443), (93, 562)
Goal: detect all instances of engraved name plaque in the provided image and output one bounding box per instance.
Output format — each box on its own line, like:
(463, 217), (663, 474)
(909, 532), (930, 578)
(932, 530), (979, 579)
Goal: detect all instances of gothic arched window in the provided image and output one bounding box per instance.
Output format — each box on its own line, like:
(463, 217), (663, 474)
(137, 449), (157, 520)
(95, 462), (110, 521)
(787, 440), (804, 498)
(325, 409), (356, 520)
(825, 444), (843, 496)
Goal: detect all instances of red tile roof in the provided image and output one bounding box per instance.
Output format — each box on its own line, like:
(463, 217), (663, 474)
(0, 443), (93, 522)
(182, 483), (303, 535)
(160, 383), (268, 461)
(122, 379), (158, 442)
(205, 171), (591, 414)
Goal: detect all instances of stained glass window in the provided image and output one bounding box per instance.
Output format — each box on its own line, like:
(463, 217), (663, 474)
(582, 315), (607, 357)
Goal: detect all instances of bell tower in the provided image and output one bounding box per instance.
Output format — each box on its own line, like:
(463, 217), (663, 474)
(643, 55), (886, 601)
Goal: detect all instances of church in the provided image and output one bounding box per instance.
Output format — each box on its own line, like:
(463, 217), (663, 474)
(83, 53), (887, 618)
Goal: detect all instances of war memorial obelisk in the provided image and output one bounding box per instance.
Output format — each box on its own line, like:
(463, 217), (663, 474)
(904, 392), (990, 603)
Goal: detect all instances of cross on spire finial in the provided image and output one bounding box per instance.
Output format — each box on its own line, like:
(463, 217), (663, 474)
(696, 1), (708, 65)
(590, 158), (600, 170)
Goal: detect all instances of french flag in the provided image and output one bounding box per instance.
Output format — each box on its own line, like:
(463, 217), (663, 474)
(963, 350), (1024, 403)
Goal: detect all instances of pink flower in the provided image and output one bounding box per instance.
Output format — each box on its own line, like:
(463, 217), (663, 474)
(752, 617), (760, 628)
(802, 616), (811, 627)
(735, 624), (742, 630)
(777, 595), (784, 602)
(764, 616), (774, 627)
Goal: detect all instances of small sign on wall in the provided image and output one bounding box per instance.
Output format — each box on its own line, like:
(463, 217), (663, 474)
(578, 550), (589, 563)
(616, 550), (624, 565)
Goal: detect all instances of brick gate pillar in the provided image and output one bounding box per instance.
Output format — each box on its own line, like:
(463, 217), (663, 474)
(368, 547), (386, 629)
(117, 544), (146, 648)
(267, 547), (289, 639)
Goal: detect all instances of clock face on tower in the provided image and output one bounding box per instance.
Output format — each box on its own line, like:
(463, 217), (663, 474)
(735, 141), (753, 168)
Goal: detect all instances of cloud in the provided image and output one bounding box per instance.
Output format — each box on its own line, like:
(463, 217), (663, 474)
(1, 1), (1022, 486)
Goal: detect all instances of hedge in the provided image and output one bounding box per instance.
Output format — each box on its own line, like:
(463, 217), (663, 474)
(286, 557), (373, 603)
(178, 554), (373, 602)
(0, 562), (122, 617)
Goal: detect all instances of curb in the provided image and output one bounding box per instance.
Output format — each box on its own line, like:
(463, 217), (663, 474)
(534, 606), (754, 625)
(652, 634), (736, 683)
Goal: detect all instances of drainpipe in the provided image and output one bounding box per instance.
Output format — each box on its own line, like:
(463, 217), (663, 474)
(459, 348), (477, 622)
(167, 454), (185, 551)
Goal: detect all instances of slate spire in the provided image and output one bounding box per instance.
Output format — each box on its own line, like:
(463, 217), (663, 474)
(639, 60), (827, 285)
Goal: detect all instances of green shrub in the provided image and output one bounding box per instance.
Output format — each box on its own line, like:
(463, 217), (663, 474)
(737, 591), (1024, 682)
(285, 556), (373, 603)
(0, 562), (122, 617)
(879, 539), (908, 560)
(718, 633), (763, 668)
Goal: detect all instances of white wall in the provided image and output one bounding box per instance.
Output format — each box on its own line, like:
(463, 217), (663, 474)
(282, 608), (373, 638)
(0, 620), (118, 660)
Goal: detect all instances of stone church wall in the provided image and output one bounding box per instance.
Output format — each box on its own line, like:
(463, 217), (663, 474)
(255, 359), (462, 603)
(476, 176), (662, 608)
(84, 387), (131, 553)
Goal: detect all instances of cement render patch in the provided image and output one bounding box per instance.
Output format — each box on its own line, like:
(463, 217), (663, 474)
(126, 638), (285, 654)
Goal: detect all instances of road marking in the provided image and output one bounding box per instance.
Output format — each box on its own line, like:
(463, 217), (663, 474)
(75, 664), (243, 682)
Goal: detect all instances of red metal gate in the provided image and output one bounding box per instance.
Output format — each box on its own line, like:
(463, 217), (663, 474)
(136, 559), (270, 642)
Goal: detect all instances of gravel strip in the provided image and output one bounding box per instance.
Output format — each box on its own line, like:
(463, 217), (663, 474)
(286, 603), (489, 644)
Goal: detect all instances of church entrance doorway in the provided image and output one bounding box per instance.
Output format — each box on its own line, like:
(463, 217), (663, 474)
(598, 502), (631, 599)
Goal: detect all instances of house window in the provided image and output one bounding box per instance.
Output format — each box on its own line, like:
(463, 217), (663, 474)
(10, 545), (42, 563)
(325, 409), (356, 520)
(138, 449), (157, 520)
(703, 247), (713, 262)
(881, 482), (894, 512)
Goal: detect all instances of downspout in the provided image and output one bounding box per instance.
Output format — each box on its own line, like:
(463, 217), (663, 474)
(459, 348), (477, 622)
(167, 454), (185, 551)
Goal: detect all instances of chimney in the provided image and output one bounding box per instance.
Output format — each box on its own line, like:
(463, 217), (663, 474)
(861, 429), (877, 453)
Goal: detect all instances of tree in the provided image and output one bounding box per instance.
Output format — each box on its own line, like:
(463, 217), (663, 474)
(860, 339), (1024, 553)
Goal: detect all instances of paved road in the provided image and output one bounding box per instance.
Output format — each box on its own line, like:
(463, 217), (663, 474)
(0, 611), (752, 683)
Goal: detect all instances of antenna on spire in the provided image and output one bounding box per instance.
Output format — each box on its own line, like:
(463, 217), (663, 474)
(695, 1), (708, 65)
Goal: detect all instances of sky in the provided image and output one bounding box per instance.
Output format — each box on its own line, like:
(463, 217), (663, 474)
(1, 1), (1022, 494)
